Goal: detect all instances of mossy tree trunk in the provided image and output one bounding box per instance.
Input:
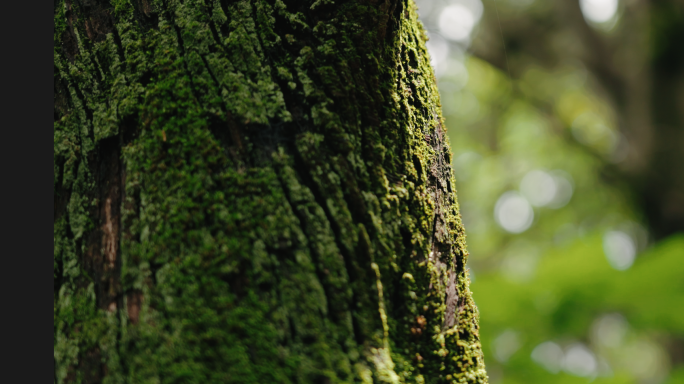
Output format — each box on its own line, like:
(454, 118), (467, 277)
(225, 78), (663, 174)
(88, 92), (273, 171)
(53, 0), (487, 383)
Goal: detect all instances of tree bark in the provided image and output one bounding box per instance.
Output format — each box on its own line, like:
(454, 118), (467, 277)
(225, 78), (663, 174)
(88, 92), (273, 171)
(53, 1), (487, 383)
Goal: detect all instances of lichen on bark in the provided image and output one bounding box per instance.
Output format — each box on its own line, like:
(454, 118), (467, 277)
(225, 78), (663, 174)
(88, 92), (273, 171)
(53, 0), (488, 383)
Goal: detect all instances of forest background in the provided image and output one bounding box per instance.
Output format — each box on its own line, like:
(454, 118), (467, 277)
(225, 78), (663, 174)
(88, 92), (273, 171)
(414, 0), (684, 383)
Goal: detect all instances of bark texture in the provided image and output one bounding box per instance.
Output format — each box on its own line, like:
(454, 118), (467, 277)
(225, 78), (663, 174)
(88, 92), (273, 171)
(53, 0), (488, 383)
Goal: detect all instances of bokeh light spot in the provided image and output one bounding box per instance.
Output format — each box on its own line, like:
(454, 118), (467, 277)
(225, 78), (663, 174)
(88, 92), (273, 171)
(547, 170), (574, 209)
(623, 340), (669, 382)
(494, 191), (534, 233)
(591, 313), (628, 348)
(603, 230), (636, 270)
(563, 343), (598, 377)
(425, 33), (449, 76)
(580, 0), (618, 23)
(520, 170), (557, 207)
(531, 341), (564, 373)
(439, 5), (476, 41)
(493, 329), (521, 363)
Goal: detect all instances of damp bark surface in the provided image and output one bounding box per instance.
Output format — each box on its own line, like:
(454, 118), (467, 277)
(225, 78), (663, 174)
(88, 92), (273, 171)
(53, 1), (488, 383)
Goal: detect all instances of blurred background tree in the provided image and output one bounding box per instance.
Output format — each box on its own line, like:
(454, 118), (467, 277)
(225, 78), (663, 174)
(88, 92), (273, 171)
(413, 0), (684, 383)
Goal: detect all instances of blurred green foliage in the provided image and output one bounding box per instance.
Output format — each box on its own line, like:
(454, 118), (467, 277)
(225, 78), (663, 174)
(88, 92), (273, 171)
(442, 56), (639, 260)
(436, 54), (684, 384)
(475, 233), (684, 383)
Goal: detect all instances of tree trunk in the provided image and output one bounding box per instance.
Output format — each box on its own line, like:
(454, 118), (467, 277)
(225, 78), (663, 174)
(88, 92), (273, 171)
(53, 0), (487, 383)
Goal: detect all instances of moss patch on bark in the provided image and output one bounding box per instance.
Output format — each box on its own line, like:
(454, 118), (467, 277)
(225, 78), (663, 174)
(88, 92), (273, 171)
(54, 0), (488, 383)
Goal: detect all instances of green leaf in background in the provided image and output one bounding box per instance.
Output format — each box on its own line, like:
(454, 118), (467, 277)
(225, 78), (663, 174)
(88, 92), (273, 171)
(473, 234), (684, 383)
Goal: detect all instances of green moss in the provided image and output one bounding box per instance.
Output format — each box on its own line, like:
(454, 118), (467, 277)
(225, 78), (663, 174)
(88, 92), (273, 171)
(54, 0), (488, 383)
